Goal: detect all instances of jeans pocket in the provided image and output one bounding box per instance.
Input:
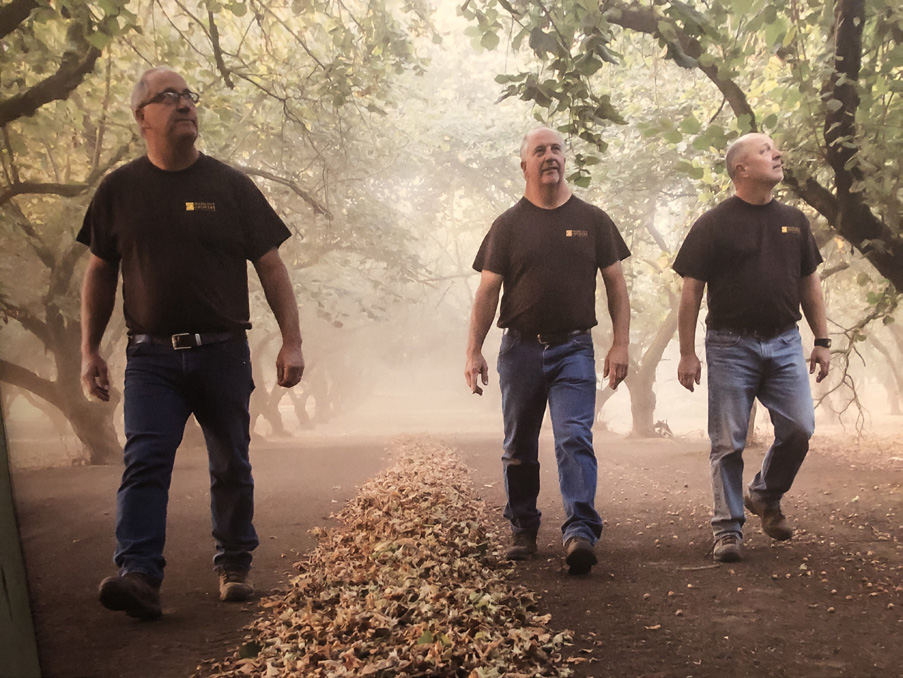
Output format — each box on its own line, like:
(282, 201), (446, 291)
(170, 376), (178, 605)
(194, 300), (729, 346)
(219, 338), (251, 365)
(499, 332), (518, 356)
(706, 332), (742, 348)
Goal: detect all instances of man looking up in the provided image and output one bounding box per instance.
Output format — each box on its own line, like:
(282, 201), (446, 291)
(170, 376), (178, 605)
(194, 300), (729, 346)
(79, 67), (304, 619)
(673, 132), (831, 563)
(465, 126), (631, 575)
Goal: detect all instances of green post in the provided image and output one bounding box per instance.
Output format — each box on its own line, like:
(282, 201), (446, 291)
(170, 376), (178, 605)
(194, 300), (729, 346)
(0, 389), (42, 677)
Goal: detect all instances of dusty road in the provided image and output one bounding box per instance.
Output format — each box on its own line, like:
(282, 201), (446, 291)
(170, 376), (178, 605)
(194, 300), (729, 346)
(11, 431), (903, 677)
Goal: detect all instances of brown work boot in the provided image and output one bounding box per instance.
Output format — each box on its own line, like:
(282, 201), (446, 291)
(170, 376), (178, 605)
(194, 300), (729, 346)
(98, 572), (162, 620)
(219, 568), (254, 602)
(505, 531), (538, 561)
(564, 537), (597, 575)
(744, 491), (793, 541)
(712, 533), (743, 562)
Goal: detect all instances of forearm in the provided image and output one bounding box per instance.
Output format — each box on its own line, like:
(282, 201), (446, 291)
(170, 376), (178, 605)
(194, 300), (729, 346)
(606, 283), (630, 347)
(677, 278), (705, 355)
(80, 256), (118, 354)
(467, 286), (499, 356)
(600, 262), (630, 347)
(255, 250), (302, 345)
(800, 273), (828, 338)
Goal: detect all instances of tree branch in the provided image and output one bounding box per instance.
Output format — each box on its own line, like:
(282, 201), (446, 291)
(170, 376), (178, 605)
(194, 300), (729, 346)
(208, 9), (235, 88)
(0, 17), (101, 127)
(0, 0), (37, 41)
(235, 165), (332, 218)
(0, 358), (61, 408)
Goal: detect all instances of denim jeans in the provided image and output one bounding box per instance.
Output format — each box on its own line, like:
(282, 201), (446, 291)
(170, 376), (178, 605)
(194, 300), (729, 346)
(116, 337), (258, 582)
(497, 331), (603, 545)
(705, 326), (814, 537)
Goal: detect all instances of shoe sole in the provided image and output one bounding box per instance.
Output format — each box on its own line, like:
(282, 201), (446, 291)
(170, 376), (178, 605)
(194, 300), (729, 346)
(99, 581), (161, 620)
(566, 546), (597, 575)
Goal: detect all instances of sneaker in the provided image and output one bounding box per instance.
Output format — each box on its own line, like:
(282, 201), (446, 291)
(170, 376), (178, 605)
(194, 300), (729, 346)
(744, 491), (793, 541)
(98, 572), (162, 620)
(712, 533), (743, 562)
(219, 568), (254, 602)
(564, 537), (597, 575)
(505, 531), (538, 561)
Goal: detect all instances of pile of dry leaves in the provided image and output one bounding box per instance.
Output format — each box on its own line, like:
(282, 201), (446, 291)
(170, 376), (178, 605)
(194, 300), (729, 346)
(198, 437), (573, 677)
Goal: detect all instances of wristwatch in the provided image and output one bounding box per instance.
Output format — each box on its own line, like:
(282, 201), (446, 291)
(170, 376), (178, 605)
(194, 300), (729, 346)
(814, 337), (832, 348)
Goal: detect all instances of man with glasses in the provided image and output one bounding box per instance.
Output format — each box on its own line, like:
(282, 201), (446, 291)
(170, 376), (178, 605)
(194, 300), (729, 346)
(78, 67), (304, 619)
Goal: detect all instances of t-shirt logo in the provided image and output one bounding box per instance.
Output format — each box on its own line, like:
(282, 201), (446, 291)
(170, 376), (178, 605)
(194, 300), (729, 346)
(185, 201), (216, 212)
(781, 225), (800, 234)
(566, 229), (589, 238)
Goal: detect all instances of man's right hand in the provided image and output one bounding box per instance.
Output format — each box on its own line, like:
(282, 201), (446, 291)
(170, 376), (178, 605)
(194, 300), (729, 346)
(81, 351), (111, 402)
(465, 352), (489, 396)
(677, 353), (701, 392)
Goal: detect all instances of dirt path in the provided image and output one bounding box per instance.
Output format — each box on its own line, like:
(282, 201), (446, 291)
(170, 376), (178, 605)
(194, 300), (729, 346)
(12, 432), (902, 677)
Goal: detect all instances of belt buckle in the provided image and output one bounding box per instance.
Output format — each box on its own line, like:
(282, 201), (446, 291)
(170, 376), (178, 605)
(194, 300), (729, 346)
(171, 333), (194, 350)
(537, 332), (565, 347)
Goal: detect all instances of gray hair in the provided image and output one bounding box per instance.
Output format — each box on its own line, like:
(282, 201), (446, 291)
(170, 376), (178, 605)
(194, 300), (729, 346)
(520, 126), (564, 161)
(130, 67), (173, 113)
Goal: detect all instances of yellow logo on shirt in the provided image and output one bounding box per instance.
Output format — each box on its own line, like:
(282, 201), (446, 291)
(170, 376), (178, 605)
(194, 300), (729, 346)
(566, 229), (589, 238)
(185, 202), (216, 212)
(781, 226), (800, 234)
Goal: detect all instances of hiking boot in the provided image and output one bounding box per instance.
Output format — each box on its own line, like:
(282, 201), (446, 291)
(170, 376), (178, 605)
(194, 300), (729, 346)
(505, 531), (538, 561)
(565, 537), (597, 575)
(219, 568), (254, 602)
(744, 491), (793, 541)
(712, 533), (743, 562)
(98, 572), (162, 620)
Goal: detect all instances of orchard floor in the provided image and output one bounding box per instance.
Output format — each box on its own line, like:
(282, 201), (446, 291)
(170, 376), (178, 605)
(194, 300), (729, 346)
(11, 430), (903, 678)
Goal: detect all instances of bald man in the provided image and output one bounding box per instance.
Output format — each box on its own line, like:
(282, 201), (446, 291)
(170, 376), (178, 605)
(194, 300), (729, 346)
(465, 127), (631, 574)
(673, 133), (830, 563)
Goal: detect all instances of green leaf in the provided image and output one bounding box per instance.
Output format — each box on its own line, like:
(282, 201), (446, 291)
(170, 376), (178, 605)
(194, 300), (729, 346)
(480, 31), (500, 50)
(86, 31), (112, 50)
(417, 630), (434, 644)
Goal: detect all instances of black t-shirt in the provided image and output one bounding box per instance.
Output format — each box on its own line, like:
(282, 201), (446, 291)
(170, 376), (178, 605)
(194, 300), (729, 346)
(77, 154), (291, 335)
(672, 196), (822, 331)
(473, 195), (630, 335)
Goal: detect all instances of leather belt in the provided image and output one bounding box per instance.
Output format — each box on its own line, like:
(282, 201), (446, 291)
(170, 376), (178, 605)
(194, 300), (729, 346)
(507, 328), (591, 347)
(128, 331), (245, 350)
(708, 323), (795, 340)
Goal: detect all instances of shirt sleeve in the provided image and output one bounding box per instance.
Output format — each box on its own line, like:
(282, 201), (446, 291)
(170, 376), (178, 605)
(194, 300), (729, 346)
(472, 216), (509, 275)
(595, 211), (631, 269)
(76, 176), (121, 262)
(673, 215), (714, 281)
(237, 175), (292, 261)
(799, 214), (823, 277)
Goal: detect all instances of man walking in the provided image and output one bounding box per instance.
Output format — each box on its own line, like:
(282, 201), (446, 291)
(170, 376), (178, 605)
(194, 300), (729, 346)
(465, 126), (631, 575)
(674, 132), (831, 562)
(79, 67), (304, 619)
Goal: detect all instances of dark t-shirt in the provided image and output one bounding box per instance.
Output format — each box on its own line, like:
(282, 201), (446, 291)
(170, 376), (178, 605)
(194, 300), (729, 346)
(77, 154), (291, 335)
(473, 195), (630, 335)
(672, 196), (822, 331)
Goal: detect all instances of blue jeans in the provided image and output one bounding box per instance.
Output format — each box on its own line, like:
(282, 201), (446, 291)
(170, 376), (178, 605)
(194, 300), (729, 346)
(497, 331), (603, 545)
(705, 326), (814, 537)
(116, 337), (258, 582)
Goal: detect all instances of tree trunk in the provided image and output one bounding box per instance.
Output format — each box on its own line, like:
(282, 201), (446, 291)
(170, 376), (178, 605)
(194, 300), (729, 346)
(65, 400), (122, 465)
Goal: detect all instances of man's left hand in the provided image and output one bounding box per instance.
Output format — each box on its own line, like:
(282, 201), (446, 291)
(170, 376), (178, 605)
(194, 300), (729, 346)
(809, 345), (830, 383)
(276, 342), (305, 387)
(604, 344), (629, 389)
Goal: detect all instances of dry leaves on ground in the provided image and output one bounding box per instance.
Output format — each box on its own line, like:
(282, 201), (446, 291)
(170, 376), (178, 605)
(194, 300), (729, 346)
(196, 437), (573, 678)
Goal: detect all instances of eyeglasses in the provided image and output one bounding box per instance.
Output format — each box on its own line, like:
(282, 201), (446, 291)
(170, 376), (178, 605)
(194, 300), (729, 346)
(137, 88), (200, 110)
